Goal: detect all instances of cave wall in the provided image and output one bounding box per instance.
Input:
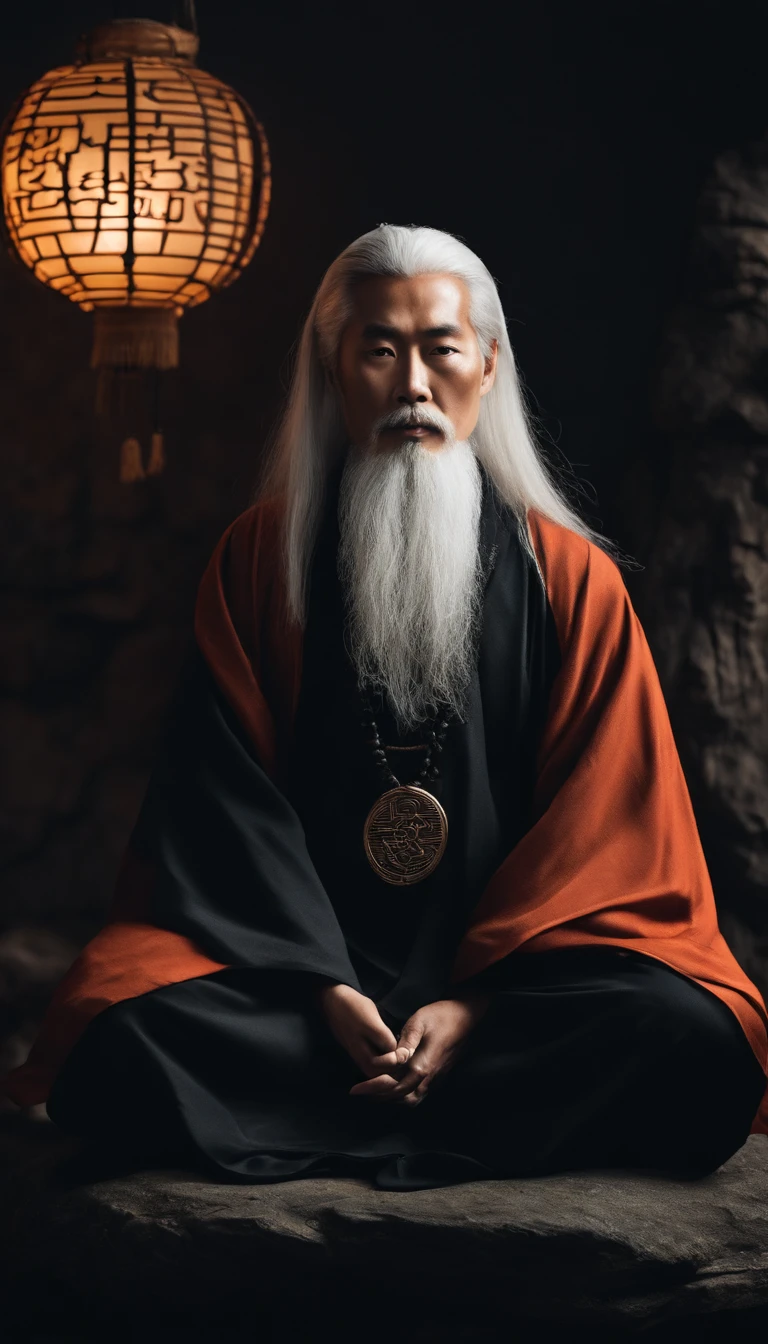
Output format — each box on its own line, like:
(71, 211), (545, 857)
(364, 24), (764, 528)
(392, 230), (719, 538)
(642, 139), (768, 999)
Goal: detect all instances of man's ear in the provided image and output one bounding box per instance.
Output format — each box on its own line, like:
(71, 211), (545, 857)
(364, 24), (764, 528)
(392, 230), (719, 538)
(480, 338), (498, 397)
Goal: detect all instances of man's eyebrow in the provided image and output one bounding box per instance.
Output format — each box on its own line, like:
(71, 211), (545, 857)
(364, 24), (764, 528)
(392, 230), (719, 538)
(360, 322), (464, 340)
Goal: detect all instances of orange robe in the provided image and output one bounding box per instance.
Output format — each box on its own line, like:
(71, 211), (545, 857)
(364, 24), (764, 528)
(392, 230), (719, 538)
(5, 498), (768, 1135)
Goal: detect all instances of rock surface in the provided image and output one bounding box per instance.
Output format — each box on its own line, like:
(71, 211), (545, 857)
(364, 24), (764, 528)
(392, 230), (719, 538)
(644, 136), (768, 1004)
(2, 1117), (768, 1340)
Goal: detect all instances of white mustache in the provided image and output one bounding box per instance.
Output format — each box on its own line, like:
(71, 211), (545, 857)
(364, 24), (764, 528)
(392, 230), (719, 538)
(374, 407), (455, 438)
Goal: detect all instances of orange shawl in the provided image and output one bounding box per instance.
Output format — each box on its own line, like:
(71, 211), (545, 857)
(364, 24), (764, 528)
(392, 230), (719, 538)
(5, 499), (768, 1134)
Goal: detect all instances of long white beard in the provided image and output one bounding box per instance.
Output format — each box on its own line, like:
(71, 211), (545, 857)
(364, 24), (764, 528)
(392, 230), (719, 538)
(337, 434), (484, 734)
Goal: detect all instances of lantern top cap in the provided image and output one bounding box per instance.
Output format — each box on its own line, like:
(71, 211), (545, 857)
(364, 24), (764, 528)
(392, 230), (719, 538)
(75, 18), (200, 64)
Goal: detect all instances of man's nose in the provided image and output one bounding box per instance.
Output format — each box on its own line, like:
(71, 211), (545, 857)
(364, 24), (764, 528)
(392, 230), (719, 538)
(394, 352), (432, 404)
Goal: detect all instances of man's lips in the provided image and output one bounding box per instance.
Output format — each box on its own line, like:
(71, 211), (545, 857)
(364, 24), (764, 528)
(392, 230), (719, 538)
(382, 424), (440, 435)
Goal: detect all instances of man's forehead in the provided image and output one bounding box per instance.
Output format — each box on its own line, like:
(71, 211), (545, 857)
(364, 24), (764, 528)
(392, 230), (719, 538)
(347, 272), (472, 334)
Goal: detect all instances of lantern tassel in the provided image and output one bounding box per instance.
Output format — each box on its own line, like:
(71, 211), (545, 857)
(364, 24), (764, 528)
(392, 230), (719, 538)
(120, 437), (146, 483)
(147, 432), (166, 475)
(91, 309), (179, 372)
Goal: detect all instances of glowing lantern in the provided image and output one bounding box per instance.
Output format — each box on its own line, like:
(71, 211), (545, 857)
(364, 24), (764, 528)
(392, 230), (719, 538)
(0, 18), (271, 478)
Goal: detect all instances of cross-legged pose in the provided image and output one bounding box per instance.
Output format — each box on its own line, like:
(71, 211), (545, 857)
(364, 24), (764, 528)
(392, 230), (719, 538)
(5, 225), (768, 1190)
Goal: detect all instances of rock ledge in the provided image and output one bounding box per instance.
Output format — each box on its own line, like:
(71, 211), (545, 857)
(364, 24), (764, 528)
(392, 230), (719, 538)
(2, 1120), (768, 1340)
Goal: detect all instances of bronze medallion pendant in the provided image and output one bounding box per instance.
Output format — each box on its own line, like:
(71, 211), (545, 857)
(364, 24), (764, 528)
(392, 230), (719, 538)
(357, 682), (454, 885)
(363, 784), (449, 886)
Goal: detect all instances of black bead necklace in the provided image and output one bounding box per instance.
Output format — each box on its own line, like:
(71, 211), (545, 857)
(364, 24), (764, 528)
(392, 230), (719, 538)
(359, 685), (454, 886)
(360, 687), (452, 790)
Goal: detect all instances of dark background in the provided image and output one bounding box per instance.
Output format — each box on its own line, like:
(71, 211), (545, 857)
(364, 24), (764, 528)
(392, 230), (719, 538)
(2, 0), (767, 1070)
(5, 0), (768, 539)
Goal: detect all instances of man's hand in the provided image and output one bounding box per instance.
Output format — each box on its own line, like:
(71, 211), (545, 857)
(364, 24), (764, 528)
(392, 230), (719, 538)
(315, 981), (411, 1081)
(348, 992), (492, 1106)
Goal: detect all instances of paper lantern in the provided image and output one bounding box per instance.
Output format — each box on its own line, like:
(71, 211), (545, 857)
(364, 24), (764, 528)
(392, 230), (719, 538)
(0, 18), (271, 377)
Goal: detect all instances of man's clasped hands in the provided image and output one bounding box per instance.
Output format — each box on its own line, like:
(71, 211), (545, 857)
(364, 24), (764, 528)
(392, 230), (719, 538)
(314, 980), (491, 1106)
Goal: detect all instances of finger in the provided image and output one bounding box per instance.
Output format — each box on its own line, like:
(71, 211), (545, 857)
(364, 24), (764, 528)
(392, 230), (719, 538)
(396, 1022), (425, 1063)
(350, 1072), (430, 1104)
(362, 1014), (398, 1056)
(368, 1048), (404, 1074)
(351, 1057), (431, 1100)
(404, 1078), (430, 1106)
(351, 1051), (399, 1082)
(384, 1057), (432, 1101)
(349, 1073), (402, 1097)
(365, 1029), (398, 1057)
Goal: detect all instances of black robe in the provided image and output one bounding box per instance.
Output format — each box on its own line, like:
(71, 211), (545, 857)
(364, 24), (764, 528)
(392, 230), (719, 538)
(46, 463), (765, 1188)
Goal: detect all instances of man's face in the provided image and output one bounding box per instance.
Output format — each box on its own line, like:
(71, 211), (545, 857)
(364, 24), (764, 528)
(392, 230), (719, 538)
(334, 273), (498, 452)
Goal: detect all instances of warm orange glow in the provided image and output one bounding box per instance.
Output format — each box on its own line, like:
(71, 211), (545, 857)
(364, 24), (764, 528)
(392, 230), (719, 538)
(1, 54), (271, 313)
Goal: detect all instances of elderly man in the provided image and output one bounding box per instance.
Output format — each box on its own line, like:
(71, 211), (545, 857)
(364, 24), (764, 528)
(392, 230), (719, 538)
(5, 224), (767, 1190)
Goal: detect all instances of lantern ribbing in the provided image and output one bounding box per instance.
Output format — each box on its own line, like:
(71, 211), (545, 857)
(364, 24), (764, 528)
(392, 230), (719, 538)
(0, 19), (271, 371)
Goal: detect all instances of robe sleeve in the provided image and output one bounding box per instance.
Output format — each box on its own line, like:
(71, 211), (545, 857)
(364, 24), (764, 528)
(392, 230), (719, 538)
(1, 503), (361, 1107)
(131, 637), (363, 986)
(449, 510), (768, 1105)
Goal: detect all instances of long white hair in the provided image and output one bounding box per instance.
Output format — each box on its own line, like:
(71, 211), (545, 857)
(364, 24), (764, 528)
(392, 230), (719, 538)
(254, 223), (617, 626)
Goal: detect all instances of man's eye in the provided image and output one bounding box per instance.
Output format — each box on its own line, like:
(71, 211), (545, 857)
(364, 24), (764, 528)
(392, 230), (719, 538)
(369, 347), (394, 357)
(433, 347), (459, 356)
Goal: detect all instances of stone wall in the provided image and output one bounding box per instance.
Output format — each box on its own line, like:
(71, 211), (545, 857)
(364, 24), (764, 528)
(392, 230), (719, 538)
(642, 138), (768, 1000)
(0, 244), (274, 1086)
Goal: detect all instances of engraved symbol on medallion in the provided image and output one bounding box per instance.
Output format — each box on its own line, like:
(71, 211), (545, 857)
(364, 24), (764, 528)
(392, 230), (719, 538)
(363, 785), (448, 886)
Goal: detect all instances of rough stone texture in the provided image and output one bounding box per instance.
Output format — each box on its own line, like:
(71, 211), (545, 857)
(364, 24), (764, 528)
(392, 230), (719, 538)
(2, 1117), (768, 1341)
(642, 137), (768, 1003)
(0, 244), (267, 1080)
